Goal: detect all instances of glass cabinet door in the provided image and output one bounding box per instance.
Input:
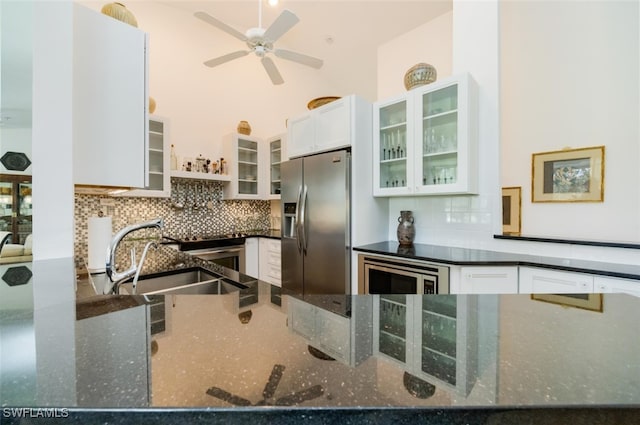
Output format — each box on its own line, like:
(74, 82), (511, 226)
(377, 295), (408, 363)
(269, 138), (282, 197)
(237, 138), (259, 195)
(377, 100), (409, 192)
(420, 295), (457, 386)
(147, 119), (164, 191)
(0, 182), (13, 235)
(0, 175), (32, 244)
(421, 84), (459, 187)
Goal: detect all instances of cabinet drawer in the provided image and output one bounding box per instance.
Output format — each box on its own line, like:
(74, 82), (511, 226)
(594, 276), (640, 297)
(266, 239), (281, 252)
(267, 251), (281, 266)
(460, 266), (518, 294)
(519, 267), (594, 294)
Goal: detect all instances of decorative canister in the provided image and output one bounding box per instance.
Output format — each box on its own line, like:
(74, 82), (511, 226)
(403, 63), (437, 90)
(100, 2), (138, 27)
(237, 120), (252, 135)
(396, 210), (416, 246)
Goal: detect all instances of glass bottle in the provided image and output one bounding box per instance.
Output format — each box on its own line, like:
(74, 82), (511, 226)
(170, 144), (178, 170)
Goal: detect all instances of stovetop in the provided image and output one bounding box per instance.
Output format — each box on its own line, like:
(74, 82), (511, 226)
(162, 233), (247, 251)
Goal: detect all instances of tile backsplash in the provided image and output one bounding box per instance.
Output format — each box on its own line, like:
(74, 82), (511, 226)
(74, 180), (271, 265)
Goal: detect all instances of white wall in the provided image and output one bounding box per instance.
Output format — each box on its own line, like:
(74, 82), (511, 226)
(32, 1), (75, 260)
(377, 11), (453, 100)
(500, 0), (640, 243)
(377, 1), (500, 249)
(375, 0), (640, 266)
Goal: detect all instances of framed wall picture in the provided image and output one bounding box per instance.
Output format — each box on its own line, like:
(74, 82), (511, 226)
(531, 146), (604, 202)
(502, 186), (521, 234)
(531, 293), (603, 313)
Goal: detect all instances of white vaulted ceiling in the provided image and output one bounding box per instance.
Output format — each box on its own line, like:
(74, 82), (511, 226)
(162, 0), (451, 93)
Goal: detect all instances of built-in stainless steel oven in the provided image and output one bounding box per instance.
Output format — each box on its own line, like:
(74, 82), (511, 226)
(184, 245), (246, 274)
(358, 254), (449, 294)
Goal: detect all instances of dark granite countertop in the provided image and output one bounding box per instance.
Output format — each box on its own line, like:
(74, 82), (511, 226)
(2, 257), (640, 424)
(355, 241), (640, 281)
(246, 229), (281, 239)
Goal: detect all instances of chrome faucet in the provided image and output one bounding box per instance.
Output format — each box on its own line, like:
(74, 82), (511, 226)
(103, 218), (164, 294)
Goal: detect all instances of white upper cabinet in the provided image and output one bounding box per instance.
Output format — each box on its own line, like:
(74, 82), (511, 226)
(287, 96), (354, 159)
(373, 74), (477, 196)
(73, 4), (148, 188)
(221, 133), (264, 200)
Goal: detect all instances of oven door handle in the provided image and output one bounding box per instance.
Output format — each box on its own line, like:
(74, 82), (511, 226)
(185, 246), (245, 257)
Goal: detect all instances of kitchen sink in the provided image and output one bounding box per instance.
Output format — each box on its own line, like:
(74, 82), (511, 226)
(117, 267), (245, 295)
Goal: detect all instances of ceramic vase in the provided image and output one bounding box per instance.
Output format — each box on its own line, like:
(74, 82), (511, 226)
(397, 210), (415, 246)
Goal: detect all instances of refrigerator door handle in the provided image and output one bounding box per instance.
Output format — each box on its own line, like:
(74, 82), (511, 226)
(300, 184), (308, 255)
(295, 185), (303, 253)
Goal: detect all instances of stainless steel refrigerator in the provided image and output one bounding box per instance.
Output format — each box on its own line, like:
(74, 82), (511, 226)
(281, 150), (351, 314)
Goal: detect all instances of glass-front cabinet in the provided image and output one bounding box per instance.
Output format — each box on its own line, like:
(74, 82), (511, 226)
(222, 133), (262, 200)
(373, 295), (477, 395)
(118, 115), (170, 198)
(0, 174), (32, 244)
(266, 134), (286, 200)
(373, 74), (477, 196)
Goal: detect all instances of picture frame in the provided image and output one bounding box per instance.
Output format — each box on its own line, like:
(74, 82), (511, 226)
(502, 186), (521, 234)
(531, 293), (603, 313)
(531, 146), (604, 202)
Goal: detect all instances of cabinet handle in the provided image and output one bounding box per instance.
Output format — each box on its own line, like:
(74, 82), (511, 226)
(468, 273), (508, 279)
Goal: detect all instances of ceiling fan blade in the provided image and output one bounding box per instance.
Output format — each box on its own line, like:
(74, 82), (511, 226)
(261, 57), (284, 85)
(204, 50), (250, 68)
(274, 385), (324, 406)
(194, 11), (248, 42)
(262, 364), (285, 400)
(206, 387), (252, 406)
(263, 9), (299, 43)
(274, 49), (323, 69)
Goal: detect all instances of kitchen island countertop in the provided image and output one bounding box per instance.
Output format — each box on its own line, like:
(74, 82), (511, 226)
(1, 257), (640, 424)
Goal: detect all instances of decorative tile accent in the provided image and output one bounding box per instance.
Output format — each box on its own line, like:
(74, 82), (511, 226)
(0, 151), (31, 171)
(74, 181), (271, 265)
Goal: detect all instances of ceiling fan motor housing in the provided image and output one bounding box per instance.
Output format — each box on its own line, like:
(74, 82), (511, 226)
(246, 27), (273, 55)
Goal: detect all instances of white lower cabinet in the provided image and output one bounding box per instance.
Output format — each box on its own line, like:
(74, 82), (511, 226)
(594, 276), (640, 297)
(259, 238), (281, 286)
(458, 266), (518, 294)
(244, 238), (259, 279)
(287, 296), (372, 366)
(519, 267), (594, 294)
(373, 295), (477, 396)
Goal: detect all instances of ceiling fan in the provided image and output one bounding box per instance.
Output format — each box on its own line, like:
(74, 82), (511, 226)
(195, 1), (323, 85)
